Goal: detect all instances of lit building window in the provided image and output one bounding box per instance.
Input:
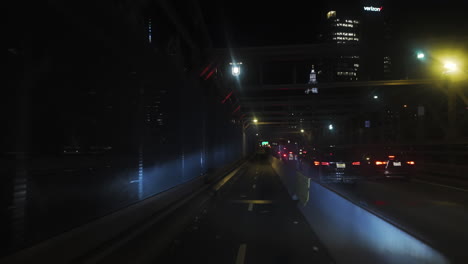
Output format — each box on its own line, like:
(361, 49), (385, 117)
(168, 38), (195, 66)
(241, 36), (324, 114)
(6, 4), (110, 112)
(327, 11), (336, 19)
(148, 18), (152, 43)
(308, 65), (317, 84)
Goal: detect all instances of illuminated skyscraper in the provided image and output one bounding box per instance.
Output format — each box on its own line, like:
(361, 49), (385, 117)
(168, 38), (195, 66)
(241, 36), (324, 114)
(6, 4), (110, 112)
(321, 1), (394, 81)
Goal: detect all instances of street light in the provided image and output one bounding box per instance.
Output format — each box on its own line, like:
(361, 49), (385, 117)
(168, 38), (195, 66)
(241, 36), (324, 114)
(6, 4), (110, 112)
(253, 119), (258, 123)
(373, 95), (379, 99)
(328, 124), (334, 130)
(444, 61), (458, 73)
(232, 66), (240, 76)
(230, 62), (243, 77)
(417, 52), (425, 59)
(300, 129), (305, 133)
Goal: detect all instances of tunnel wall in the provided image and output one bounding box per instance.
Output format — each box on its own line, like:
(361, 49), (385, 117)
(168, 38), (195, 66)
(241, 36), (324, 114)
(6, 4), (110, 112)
(3, 1), (251, 256)
(270, 157), (449, 264)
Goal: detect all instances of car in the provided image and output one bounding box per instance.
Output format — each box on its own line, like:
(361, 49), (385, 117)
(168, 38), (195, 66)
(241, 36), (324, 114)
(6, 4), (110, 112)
(301, 147), (361, 184)
(359, 151), (416, 181)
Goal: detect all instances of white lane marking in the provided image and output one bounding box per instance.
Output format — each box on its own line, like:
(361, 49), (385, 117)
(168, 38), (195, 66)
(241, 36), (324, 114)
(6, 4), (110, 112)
(414, 179), (468, 193)
(248, 203), (254, 211)
(252, 184), (256, 189)
(235, 244), (247, 264)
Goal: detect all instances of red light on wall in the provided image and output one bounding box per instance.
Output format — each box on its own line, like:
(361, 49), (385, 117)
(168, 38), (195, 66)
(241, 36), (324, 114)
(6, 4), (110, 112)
(375, 161), (387, 165)
(407, 161), (415, 165)
(321, 162), (330, 166)
(314, 161), (320, 166)
(352, 161), (361, 166)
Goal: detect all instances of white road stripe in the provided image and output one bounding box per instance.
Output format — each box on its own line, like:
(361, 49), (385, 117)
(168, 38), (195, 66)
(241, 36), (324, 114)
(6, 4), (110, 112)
(235, 244), (247, 264)
(248, 203), (254, 211)
(414, 179), (468, 193)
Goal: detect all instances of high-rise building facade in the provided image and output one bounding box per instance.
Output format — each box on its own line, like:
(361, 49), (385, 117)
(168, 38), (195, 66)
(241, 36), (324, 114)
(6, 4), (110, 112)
(321, 1), (394, 81)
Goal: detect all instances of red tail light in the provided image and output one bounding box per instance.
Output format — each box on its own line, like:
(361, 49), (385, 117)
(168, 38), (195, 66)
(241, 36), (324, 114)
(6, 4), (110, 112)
(321, 162), (330, 166)
(283, 154), (287, 157)
(352, 161), (361, 166)
(303, 151), (307, 154)
(375, 161), (387, 165)
(407, 161), (415, 165)
(278, 151), (281, 154)
(314, 161), (320, 166)
(388, 155), (395, 160)
(289, 152), (293, 154)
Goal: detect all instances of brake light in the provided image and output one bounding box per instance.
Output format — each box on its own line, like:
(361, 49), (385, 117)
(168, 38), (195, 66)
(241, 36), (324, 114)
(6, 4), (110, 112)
(352, 161), (361, 166)
(283, 154), (287, 157)
(407, 161), (415, 165)
(321, 162), (330, 166)
(388, 155), (395, 160)
(303, 151), (307, 154)
(278, 151), (281, 154)
(375, 161), (387, 165)
(289, 152), (293, 154)
(314, 161), (320, 166)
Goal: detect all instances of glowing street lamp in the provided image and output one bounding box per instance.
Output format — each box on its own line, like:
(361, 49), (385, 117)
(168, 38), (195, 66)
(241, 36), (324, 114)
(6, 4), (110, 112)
(328, 124), (334, 130)
(300, 129), (305, 133)
(230, 62), (243, 77)
(253, 119), (258, 123)
(417, 52), (425, 59)
(444, 61), (458, 73)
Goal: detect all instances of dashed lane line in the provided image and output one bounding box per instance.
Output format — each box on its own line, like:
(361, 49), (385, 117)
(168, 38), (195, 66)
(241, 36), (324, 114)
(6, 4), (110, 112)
(235, 244), (247, 264)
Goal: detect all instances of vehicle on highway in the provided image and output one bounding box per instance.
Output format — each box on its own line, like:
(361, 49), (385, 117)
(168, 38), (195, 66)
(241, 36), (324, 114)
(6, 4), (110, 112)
(301, 146), (361, 184)
(359, 151), (416, 181)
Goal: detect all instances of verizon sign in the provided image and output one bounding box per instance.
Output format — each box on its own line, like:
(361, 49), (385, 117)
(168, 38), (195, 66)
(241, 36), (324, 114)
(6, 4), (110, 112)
(363, 6), (383, 12)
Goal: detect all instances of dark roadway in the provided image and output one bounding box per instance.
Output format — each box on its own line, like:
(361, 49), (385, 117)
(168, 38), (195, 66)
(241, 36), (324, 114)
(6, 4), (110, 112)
(324, 180), (468, 263)
(157, 158), (334, 264)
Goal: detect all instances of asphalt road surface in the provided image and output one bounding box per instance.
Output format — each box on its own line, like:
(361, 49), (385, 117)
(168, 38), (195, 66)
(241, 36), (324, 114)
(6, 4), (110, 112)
(157, 158), (334, 264)
(324, 177), (468, 263)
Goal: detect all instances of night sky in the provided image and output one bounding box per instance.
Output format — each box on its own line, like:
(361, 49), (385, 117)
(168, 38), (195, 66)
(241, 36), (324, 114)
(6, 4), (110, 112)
(200, 0), (468, 47)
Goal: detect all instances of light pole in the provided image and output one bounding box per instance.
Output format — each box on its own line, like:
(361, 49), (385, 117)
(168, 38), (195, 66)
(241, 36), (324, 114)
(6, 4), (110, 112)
(443, 61), (459, 140)
(414, 51), (462, 141)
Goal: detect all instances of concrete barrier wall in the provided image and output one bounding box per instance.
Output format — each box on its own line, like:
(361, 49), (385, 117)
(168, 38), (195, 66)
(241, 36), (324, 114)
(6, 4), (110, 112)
(271, 157), (449, 264)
